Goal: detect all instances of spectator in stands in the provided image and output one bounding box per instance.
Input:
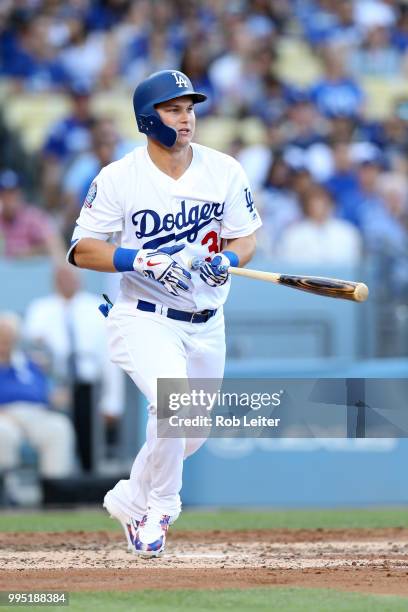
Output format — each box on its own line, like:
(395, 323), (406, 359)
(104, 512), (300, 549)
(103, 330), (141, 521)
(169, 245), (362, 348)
(327, 0), (362, 50)
(300, 0), (339, 47)
(112, 0), (151, 58)
(277, 184), (362, 264)
(84, 0), (130, 32)
(4, 15), (69, 92)
(257, 153), (302, 255)
(263, 0), (291, 33)
(339, 144), (408, 254)
(236, 118), (287, 192)
(143, 27), (181, 76)
(377, 170), (408, 296)
(249, 73), (292, 125)
(115, 1), (188, 85)
(324, 140), (359, 202)
(0, 312), (75, 480)
(60, 18), (117, 90)
(309, 47), (365, 119)
(280, 92), (334, 182)
(62, 117), (135, 236)
(0, 6), (21, 76)
(377, 172), (408, 224)
(0, 169), (65, 259)
(370, 98), (408, 169)
(353, 0), (396, 33)
(282, 143), (333, 183)
(288, 164), (316, 204)
(242, 44), (278, 111)
(284, 91), (327, 148)
(328, 114), (358, 142)
(303, 0), (361, 50)
(350, 24), (402, 77)
(244, 1), (277, 41)
(179, 44), (217, 117)
(24, 263), (125, 471)
(391, 3), (408, 52)
(43, 82), (95, 165)
(122, 27), (180, 87)
(41, 81), (96, 211)
(208, 17), (258, 115)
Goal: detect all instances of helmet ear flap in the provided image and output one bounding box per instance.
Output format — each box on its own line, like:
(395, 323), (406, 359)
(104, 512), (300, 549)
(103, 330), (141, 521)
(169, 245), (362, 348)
(137, 114), (177, 148)
(133, 69), (206, 147)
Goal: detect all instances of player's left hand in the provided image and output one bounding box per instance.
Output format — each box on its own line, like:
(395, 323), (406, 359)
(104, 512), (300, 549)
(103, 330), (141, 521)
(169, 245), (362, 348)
(199, 253), (230, 287)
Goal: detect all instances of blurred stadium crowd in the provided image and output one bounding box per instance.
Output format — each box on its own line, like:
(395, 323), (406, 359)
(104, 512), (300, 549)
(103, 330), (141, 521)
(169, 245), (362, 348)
(1, 0), (408, 499)
(0, 0), (407, 286)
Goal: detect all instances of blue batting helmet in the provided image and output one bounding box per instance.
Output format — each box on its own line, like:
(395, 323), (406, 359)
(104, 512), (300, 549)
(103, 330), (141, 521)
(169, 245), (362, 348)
(133, 70), (207, 148)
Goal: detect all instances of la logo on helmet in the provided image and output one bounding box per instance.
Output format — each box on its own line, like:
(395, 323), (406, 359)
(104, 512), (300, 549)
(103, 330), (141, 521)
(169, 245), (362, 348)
(172, 72), (188, 88)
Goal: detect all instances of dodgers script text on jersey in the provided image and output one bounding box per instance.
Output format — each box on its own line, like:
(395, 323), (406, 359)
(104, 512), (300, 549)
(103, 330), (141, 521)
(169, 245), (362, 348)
(73, 143), (262, 312)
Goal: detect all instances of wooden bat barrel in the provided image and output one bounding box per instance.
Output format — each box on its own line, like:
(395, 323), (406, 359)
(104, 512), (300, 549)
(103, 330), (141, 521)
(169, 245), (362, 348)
(277, 274), (369, 302)
(189, 258), (369, 303)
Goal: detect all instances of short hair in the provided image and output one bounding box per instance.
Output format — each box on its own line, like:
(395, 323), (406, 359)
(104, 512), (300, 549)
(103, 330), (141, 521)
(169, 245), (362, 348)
(301, 185), (333, 211)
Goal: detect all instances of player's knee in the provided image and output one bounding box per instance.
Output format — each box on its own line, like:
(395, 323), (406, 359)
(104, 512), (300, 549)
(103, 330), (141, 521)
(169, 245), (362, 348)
(0, 418), (22, 468)
(42, 413), (75, 446)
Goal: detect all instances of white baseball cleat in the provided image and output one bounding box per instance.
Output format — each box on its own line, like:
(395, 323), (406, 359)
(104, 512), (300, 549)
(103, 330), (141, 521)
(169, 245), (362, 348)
(103, 490), (140, 552)
(134, 509), (171, 557)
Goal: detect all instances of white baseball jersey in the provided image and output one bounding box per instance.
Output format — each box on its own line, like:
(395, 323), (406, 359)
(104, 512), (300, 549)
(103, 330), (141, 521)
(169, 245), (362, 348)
(72, 142), (262, 311)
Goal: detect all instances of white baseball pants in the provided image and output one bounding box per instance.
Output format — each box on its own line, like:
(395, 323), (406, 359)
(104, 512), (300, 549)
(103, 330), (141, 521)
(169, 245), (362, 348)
(106, 304), (225, 518)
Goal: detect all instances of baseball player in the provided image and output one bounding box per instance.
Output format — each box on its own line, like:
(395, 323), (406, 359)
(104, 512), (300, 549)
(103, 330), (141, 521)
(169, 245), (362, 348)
(67, 70), (262, 556)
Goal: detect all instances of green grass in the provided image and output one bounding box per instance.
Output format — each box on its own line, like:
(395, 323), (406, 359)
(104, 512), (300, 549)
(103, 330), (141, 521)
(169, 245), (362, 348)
(5, 589), (406, 612)
(0, 507), (407, 532)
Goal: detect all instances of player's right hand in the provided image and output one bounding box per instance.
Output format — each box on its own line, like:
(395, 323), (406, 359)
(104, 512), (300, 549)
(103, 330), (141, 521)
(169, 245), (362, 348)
(199, 252), (230, 287)
(133, 244), (191, 296)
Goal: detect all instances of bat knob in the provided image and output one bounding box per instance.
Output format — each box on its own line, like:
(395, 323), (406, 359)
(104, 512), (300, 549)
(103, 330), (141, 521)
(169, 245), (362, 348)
(190, 256), (202, 270)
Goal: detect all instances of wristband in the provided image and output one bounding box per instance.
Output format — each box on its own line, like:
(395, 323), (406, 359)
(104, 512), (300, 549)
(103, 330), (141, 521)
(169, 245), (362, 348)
(113, 247), (139, 272)
(222, 250), (239, 268)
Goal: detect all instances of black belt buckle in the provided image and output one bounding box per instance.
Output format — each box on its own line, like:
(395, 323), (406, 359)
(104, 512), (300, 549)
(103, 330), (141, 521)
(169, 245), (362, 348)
(192, 309), (211, 323)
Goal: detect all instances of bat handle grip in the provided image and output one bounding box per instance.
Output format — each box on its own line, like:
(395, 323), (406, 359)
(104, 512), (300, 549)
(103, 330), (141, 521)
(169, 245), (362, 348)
(189, 257), (230, 274)
(190, 257), (204, 270)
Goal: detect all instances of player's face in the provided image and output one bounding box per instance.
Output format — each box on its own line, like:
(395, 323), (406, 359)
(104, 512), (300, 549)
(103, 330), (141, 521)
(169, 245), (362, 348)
(155, 96), (195, 148)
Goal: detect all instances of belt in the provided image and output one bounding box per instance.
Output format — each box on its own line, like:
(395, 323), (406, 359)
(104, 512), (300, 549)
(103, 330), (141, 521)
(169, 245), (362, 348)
(136, 300), (217, 323)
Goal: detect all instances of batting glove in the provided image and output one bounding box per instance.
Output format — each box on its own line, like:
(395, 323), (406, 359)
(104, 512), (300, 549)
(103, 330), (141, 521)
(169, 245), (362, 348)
(199, 252), (233, 287)
(133, 244), (191, 296)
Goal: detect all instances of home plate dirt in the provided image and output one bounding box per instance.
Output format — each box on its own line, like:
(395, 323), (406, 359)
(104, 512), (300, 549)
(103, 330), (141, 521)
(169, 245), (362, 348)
(1, 529), (408, 595)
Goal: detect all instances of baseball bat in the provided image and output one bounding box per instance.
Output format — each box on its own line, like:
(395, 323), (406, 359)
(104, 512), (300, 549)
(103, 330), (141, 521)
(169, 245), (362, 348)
(190, 258), (369, 302)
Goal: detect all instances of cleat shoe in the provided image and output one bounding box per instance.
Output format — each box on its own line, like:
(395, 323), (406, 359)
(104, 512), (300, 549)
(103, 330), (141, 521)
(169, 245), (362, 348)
(103, 490), (140, 551)
(134, 510), (171, 557)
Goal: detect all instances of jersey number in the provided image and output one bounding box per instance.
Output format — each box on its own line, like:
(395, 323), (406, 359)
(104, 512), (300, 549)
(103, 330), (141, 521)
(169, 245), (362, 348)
(201, 231), (221, 261)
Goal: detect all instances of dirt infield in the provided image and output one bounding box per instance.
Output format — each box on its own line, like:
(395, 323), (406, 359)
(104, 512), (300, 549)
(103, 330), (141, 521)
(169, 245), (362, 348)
(1, 528), (408, 595)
